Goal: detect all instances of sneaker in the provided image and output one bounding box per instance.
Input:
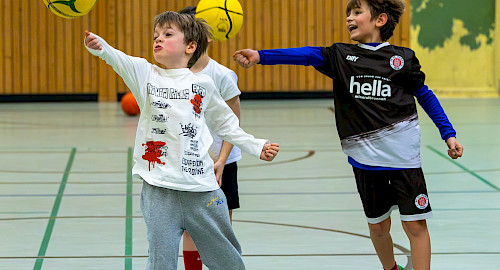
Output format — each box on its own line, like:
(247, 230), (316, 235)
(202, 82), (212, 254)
(397, 265), (405, 270)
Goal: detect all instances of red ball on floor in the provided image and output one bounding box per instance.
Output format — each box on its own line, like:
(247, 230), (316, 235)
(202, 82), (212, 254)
(121, 92), (140, 116)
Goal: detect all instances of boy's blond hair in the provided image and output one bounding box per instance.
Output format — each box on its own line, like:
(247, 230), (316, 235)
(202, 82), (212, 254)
(346, 0), (405, 41)
(153, 11), (213, 67)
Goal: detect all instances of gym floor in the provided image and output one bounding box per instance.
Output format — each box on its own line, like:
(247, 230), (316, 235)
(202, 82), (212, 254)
(0, 98), (498, 269)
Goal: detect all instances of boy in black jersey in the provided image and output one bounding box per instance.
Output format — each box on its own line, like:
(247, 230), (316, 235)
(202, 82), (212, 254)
(233, 0), (463, 270)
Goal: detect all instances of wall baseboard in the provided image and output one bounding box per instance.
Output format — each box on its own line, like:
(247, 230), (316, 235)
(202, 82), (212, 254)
(240, 91), (333, 100)
(1, 91), (335, 103)
(0, 94), (98, 103)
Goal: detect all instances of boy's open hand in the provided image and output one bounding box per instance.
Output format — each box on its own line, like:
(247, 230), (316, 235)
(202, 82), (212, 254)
(85, 30), (102, 50)
(233, 49), (260, 68)
(213, 160), (224, 187)
(446, 137), (463, 159)
(260, 143), (279, 161)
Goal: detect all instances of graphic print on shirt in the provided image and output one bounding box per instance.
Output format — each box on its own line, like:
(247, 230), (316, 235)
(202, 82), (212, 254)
(151, 114), (168, 122)
(191, 94), (203, 116)
(147, 83), (190, 100)
(191, 84), (206, 118)
(181, 157), (204, 176)
(184, 139), (200, 158)
(179, 122), (198, 139)
(151, 128), (166, 134)
(142, 141), (168, 171)
(150, 100), (171, 109)
(349, 75), (392, 101)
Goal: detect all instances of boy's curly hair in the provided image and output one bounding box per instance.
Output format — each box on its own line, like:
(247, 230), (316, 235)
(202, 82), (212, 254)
(346, 0), (405, 41)
(153, 11), (213, 68)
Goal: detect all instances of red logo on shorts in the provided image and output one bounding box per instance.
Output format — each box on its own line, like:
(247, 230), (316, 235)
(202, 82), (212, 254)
(415, 194), (429, 209)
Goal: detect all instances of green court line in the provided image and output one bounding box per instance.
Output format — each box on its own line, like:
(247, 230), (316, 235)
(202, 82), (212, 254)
(427, 145), (500, 192)
(33, 148), (76, 270)
(125, 147), (133, 270)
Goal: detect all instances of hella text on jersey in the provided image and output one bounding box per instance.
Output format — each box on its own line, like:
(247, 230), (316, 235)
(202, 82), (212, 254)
(349, 75), (391, 100)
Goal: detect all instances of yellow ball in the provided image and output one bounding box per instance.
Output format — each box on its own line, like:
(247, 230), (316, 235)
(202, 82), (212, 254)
(195, 0), (243, 41)
(42, 0), (98, 19)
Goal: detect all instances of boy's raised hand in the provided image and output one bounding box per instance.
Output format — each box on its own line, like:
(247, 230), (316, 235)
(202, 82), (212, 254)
(233, 49), (260, 68)
(446, 137), (463, 159)
(260, 143), (280, 162)
(85, 30), (102, 51)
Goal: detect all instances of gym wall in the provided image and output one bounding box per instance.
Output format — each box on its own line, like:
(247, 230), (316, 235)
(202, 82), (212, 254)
(410, 0), (498, 97)
(0, 0), (410, 101)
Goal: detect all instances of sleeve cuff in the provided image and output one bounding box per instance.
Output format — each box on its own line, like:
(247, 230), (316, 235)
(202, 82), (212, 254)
(84, 32), (105, 56)
(258, 50), (264, 64)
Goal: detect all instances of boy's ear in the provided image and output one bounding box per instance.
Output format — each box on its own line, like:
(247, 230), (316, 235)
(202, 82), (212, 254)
(186, 41), (197, 54)
(376, 13), (388, 28)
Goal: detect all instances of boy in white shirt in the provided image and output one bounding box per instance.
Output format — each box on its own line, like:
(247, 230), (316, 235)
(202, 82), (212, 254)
(85, 11), (279, 270)
(178, 6), (244, 270)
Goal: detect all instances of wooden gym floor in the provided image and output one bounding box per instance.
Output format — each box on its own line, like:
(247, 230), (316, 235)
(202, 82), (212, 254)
(0, 98), (499, 269)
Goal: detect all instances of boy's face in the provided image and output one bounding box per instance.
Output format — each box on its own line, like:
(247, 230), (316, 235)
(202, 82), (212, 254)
(346, 0), (384, 43)
(153, 23), (195, 68)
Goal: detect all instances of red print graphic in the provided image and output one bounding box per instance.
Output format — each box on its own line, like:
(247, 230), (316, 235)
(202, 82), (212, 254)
(142, 141), (166, 171)
(191, 94), (202, 114)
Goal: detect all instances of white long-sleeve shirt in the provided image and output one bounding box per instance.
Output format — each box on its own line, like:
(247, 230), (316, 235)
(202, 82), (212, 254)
(199, 58), (242, 164)
(86, 33), (268, 191)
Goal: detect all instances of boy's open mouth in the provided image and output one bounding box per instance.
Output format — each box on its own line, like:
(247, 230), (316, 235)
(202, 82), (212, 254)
(348, 25), (358, 31)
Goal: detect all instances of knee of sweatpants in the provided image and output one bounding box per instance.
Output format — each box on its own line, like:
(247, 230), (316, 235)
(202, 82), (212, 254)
(235, 258), (246, 270)
(201, 252), (245, 270)
(146, 236), (179, 270)
(146, 252), (179, 270)
(222, 257), (245, 270)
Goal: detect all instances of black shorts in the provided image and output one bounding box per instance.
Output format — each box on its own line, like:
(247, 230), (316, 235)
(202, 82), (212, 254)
(220, 162), (239, 210)
(353, 167), (432, 224)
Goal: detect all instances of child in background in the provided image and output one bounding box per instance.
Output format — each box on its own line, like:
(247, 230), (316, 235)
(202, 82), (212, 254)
(178, 6), (244, 270)
(233, 0), (462, 269)
(85, 11), (279, 269)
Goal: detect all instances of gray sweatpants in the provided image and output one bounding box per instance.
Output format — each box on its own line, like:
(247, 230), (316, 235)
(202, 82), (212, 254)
(140, 180), (245, 270)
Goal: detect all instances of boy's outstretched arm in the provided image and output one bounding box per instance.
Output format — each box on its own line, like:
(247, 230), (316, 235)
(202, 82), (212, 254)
(233, 49), (260, 68)
(83, 30), (151, 107)
(260, 143), (279, 161)
(234, 47), (325, 69)
(445, 137), (463, 159)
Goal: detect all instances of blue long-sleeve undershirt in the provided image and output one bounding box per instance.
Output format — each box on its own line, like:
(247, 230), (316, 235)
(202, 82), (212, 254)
(258, 46), (457, 170)
(258, 46), (325, 67)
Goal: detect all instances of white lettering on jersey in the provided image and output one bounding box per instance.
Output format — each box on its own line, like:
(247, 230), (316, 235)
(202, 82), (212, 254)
(346, 55), (359, 62)
(349, 76), (391, 98)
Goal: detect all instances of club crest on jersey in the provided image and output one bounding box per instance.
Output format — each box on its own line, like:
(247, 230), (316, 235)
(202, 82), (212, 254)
(390, 55), (404, 70)
(415, 194), (429, 209)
